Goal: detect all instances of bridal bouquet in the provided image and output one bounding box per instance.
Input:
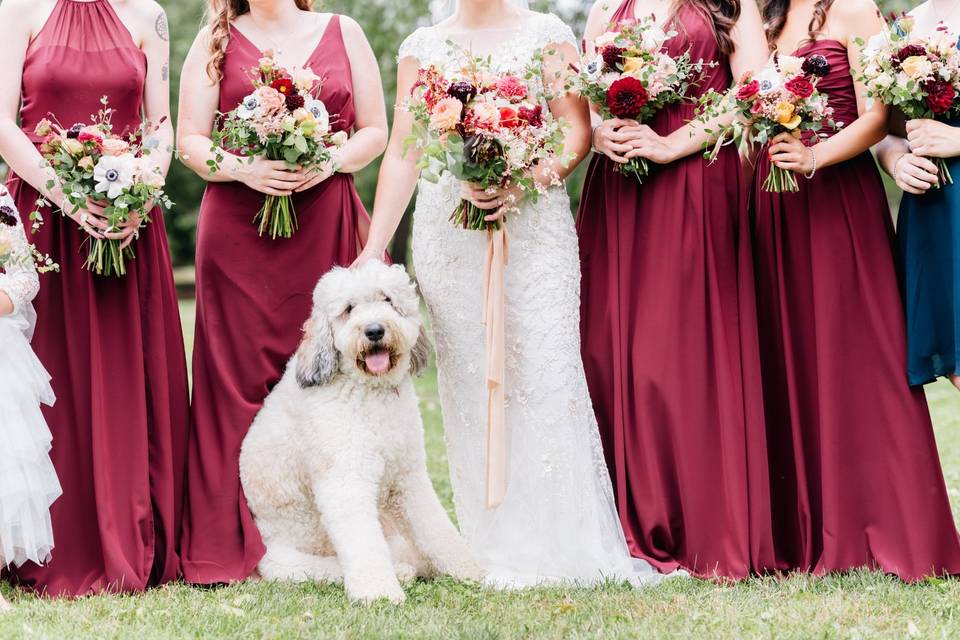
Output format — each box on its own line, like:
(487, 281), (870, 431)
(573, 16), (709, 181)
(698, 53), (839, 192)
(404, 50), (570, 230)
(855, 17), (960, 185)
(211, 53), (346, 239)
(33, 97), (168, 276)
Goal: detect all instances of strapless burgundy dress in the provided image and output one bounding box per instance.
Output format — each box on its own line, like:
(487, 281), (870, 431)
(181, 15), (373, 584)
(577, 1), (775, 579)
(752, 40), (960, 580)
(4, 0), (189, 596)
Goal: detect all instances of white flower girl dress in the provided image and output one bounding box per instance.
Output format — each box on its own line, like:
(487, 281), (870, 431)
(0, 185), (61, 577)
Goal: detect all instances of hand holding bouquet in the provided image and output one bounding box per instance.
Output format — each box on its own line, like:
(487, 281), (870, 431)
(404, 48), (571, 231)
(573, 16), (710, 181)
(211, 53), (346, 239)
(33, 97), (168, 276)
(699, 53), (839, 192)
(856, 17), (960, 185)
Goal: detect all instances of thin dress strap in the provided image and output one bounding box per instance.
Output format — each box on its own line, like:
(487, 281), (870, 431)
(610, 0), (638, 24)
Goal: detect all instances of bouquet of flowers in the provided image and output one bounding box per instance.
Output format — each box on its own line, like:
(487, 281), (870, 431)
(573, 16), (710, 181)
(211, 53), (346, 239)
(0, 196), (58, 275)
(33, 97), (168, 276)
(698, 53), (839, 192)
(855, 17), (960, 185)
(404, 48), (571, 231)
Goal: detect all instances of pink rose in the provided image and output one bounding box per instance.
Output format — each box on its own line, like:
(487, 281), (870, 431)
(470, 102), (501, 130)
(256, 86), (286, 117)
(429, 97), (463, 132)
(100, 137), (131, 157)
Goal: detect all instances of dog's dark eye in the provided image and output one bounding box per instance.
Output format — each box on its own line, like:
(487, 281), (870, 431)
(344, 304), (353, 315)
(384, 296), (392, 304)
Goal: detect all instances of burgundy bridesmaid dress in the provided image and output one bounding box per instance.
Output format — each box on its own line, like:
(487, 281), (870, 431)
(181, 15), (372, 584)
(4, 0), (190, 596)
(752, 40), (960, 580)
(577, 2), (775, 579)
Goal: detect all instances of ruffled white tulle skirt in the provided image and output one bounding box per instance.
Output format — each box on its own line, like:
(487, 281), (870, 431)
(0, 314), (61, 568)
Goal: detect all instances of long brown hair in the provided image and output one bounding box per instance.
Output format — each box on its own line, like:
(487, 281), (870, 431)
(762, 0), (837, 46)
(205, 0), (315, 82)
(674, 0), (741, 56)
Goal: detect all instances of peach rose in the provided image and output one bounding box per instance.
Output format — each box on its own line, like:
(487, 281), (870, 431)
(256, 86), (286, 116)
(100, 138), (131, 157)
(900, 55), (932, 80)
(429, 97), (463, 132)
(471, 101), (500, 129)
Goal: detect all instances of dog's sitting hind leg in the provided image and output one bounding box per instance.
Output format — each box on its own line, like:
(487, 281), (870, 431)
(258, 544), (344, 584)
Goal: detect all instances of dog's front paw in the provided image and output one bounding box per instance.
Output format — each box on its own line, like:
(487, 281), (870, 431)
(394, 562), (419, 585)
(435, 555), (486, 583)
(345, 576), (406, 605)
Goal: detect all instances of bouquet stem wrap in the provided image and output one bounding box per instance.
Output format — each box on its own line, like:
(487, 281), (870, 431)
(482, 226), (509, 509)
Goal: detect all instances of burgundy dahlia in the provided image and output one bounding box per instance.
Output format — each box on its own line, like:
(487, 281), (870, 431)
(896, 44), (928, 63)
(447, 81), (478, 104)
(606, 76), (648, 119)
(286, 93), (305, 111)
(801, 54), (830, 77)
(601, 45), (625, 71)
(924, 80), (957, 115)
(0, 205), (17, 227)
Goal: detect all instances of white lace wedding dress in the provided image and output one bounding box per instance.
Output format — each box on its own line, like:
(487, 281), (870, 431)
(0, 185), (60, 569)
(400, 12), (673, 588)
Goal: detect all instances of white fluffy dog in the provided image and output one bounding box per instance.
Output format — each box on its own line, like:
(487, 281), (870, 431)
(239, 261), (484, 604)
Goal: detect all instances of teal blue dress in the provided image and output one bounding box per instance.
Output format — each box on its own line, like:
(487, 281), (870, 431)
(898, 119), (960, 386)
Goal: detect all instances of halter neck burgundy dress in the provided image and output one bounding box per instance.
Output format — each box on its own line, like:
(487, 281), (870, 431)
(181, 15), (373, 584)
(577, 2), (775, 579)
(4, 0), (190, 596)
(752, 40), (960, 579)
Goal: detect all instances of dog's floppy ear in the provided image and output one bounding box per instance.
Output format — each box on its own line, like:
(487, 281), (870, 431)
(409, 324), (432, 377)
(295, 313), (339, 388)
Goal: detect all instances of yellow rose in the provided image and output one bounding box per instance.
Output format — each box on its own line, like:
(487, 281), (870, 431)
(622, 56), (646, 79)
(900, 55), (930, 79)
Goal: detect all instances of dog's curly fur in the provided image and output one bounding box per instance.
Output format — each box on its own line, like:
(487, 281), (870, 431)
(240, 261), (484, 604)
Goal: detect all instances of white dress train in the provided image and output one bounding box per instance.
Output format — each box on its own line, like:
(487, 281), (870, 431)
(400, 12), (676, 588)
(0, 185), (61, 569)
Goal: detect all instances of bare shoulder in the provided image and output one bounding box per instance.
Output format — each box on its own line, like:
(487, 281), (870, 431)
(124, 0), (169, 41)
(335, 14), (367, 40)
(831, 0), (882, 22)
(0, 0), (55, 29)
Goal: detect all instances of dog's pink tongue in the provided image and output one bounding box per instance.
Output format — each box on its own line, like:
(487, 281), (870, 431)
(365, 351), (391, 375)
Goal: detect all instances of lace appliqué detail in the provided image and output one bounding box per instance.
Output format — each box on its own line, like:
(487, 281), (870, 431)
(0, 187), (39, 316)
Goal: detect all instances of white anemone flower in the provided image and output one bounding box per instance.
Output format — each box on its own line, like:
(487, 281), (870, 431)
(237, 92), (262, 120)
(304, 98), (330, 135)
(93, 154), (135, 200)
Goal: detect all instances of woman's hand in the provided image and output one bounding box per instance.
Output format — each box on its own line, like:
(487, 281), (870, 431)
(234, 157), (306, 196)
(460, 181), (523, 222)
(293, 157), (337, 193)
(352, 245), (386, 269)
(624, 125), (679, 165)
(892, 153), (940, 195)
(768, 132), (815, 175)
(592, 118), (643, 164)
(906, 119), (960, 160)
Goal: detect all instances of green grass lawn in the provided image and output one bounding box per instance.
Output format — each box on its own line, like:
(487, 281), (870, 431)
(3, 301), (960, 639)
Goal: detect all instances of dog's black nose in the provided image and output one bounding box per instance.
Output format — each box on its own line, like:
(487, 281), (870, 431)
(364, 323), (386, 342)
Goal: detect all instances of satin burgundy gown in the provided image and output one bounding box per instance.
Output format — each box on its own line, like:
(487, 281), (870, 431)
(752, 40), (960, 580)
(577, 2), (775, 579)
(181, 15), (372, 584)
(4, 0), (190, 596)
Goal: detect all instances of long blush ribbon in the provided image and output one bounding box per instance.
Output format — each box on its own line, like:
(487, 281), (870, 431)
(482, 226), (509, 509)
